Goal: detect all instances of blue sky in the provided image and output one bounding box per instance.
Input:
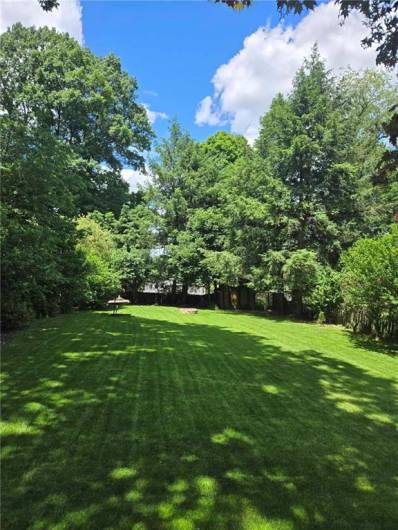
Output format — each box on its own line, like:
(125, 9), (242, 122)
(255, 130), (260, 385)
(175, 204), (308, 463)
(1, 0), (380, 188)
(83, 1), (301, 141)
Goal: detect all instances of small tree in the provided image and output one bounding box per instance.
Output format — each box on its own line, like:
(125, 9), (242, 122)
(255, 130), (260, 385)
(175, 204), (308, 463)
(76, 217), (120, 307)
(282, 250), (320, 316)
(307, 267), (342, 322)
(341, 225), (398, 338)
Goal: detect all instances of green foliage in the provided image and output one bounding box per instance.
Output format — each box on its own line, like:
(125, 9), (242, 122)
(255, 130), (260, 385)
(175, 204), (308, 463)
(76, 217), (120, 307)
(0, 24), (152, 215)
(226, 155), (290, 269)
(187, 208), (227, 252)
(256, 47), (361, 264)
(252, 251), (342, 320)
(2, 33), (395, 334)
(149, 121), (197, 245)
(201, 131), (250, 169)
(89, 203), (158, 301)
(250, 251), (288, 294)
(338, 70), (398, 236)
(282, 249), (320, 304)
(0, 24), (151, 328)
(81, 252), (120, 307)
(0, 130), (85, 328)
(340, 225), (398, 338)
(111, 248), (150, 301)
(87, 210), (117, 232)
(202, 251), (242, 287)
(114, 204), (157, 250)
(76, 216), (116, 261)
(139, 59), (395, 326)
(150, 120), (198, 199)
(307, 267), (343, 322)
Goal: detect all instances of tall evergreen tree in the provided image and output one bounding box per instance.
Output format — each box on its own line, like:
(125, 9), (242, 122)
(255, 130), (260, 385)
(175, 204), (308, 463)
(256, 46), (360, 265)
(149, 121), (201, 293)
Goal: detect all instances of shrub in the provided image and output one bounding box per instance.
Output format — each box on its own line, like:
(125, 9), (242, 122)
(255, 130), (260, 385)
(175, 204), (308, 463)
(340, 225), (398, 339)
(76, 217), (121, 307)
(80, 251), (121, 307)
(1, 298), (36, 331)
(282, 250), (320, 315)
(307, 267), (342, 322)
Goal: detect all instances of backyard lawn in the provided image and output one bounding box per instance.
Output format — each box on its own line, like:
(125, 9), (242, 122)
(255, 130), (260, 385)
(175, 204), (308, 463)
(1, 306), (397, 530)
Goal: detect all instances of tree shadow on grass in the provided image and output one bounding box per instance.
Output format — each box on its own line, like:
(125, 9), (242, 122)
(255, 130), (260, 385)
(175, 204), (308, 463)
(343, 330), (398, 357)
(1, 311), (398, 530)
(217, 309), (313, 324)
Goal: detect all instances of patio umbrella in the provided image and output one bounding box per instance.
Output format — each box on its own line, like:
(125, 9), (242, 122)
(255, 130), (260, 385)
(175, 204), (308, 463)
(108, 295), (130, 315)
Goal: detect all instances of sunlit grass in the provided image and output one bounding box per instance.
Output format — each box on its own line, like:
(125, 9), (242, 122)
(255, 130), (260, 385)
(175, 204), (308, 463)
(1, 306), (398, 529)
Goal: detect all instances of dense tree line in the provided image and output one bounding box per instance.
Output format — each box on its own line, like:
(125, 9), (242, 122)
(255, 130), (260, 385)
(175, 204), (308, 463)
(1, 26), (397, 338)
(87, 47), (397, 337)
(0, 24), (152, 328)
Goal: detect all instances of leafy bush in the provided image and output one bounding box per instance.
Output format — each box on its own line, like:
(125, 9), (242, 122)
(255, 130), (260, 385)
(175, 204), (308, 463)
(1, 204), (85, 329)
(251, 250), (324, 317)
(282, 250), (320, 315)
(80, 251), (120, 307)
(340, 225), (398, 338)
(76, 217), (121, 307)
(1, 299), (36, 331)
(307, 267), (342, 322)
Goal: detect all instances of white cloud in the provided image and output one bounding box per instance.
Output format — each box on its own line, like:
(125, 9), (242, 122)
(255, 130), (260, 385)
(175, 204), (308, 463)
(195, 96), (223, 126)
(143, 104), (168, 125)
(195, 1), (379, 141)
(121, 168), (149, 192)
(0, 0), (83, 43)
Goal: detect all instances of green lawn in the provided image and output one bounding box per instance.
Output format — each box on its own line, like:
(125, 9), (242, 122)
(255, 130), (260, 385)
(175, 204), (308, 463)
(1, 306), (398, 530)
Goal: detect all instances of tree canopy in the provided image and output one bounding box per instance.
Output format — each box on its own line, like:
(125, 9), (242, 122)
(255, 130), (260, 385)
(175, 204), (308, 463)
(1, 25), (397, 338)
(0, 24), (152, 328)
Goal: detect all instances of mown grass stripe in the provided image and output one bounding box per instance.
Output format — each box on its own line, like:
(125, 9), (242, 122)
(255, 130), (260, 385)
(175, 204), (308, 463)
(2, 306), (397, 530)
